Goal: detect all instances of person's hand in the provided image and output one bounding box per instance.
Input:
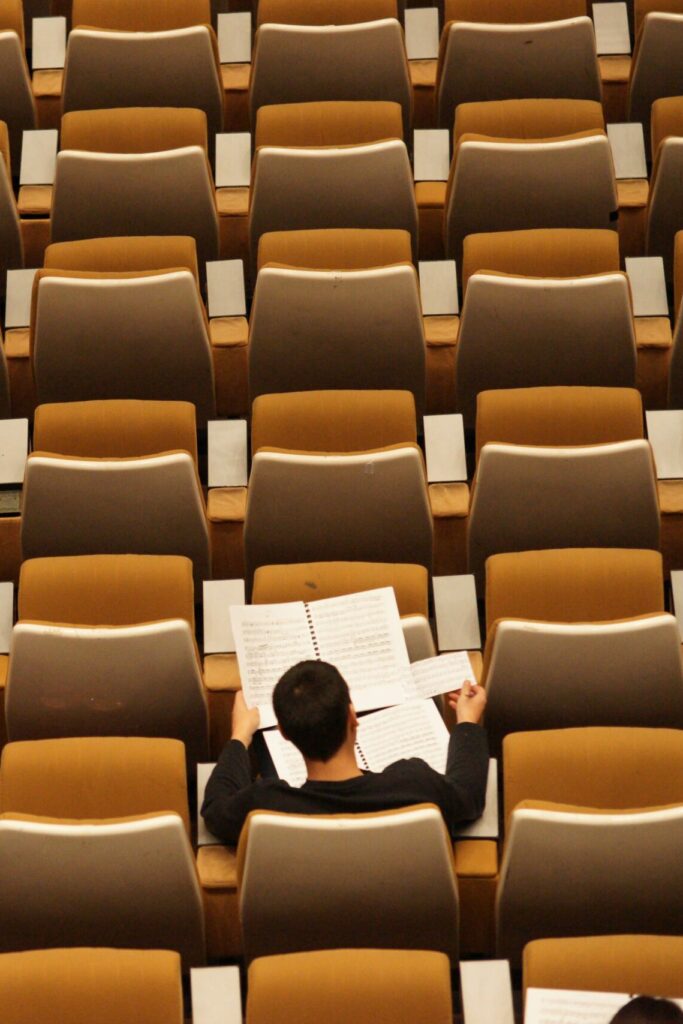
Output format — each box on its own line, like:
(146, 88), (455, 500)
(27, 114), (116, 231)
(231, 690), (260, 747)
(447, 680), (486, 725)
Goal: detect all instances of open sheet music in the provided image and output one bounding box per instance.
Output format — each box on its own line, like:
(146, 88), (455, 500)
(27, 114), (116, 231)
(525, 990), (683, 1024)
(231, 590), (475, 728)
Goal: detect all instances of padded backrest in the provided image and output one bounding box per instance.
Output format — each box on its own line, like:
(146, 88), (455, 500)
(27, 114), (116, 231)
(0, 0), (25, 44)
(445, 0), (587, 20)
(252, 561), (429, 617)
(31, 270), (216, 425)
(523, 935), (683, 997)
(629, 12), (683, 147)
(73, 0), (210, 29)
(258, 228), (412, 271)
(249, 142), (417, 278)
(468, 440), (660, 588)
(0, 119), (23, 293)
(19, 554), (196, 627)
(485, 548), (664, 628)
(0, 948), (184, 1024)
(462, 227), (620, 293)
(475, 386), (644, 461)
(247, 949), (453, 1024)
(669, 296), (683, 407)
(52, 147), (219, 268)
(0, 32), (36, 175)
(44, 235), (199, 284)
(650, 96), (683, 164)
(647, 136), (683, 282)
(62, 27), (223, 135)
(60, 106), (209, 153)
(445, 135), (617, 262)
(244, 447), (432, 583)
(437, 18), (600, 127)
(251, 390), (417, 453)
(255, 100), (403, 148)
(248, 266), (425, 414)
(250, 21), (411, 136)
(454, 98), (604, 143)
(237, 807), (458, 961)
(257, 0), (398, 25)
(455, 273), (636, 428)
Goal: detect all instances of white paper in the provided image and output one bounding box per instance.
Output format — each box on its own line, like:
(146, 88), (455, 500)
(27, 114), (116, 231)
(607, 123), (647, 180)
(32, 16), (66, 70)
(215, 132), (251, 188)
(206, 259), (246, 318)
(207, 419), (247, 488)
(672, 570), (683, 641)
(196, 762), (218, 845)
(5, 269), (37, 328)
(625, 256), (668, 317)
(0, 582), (14, 654)
(646, 410), (683, 479)
(461, 961), (515, 1024)
(424, 413), (467, 483)
(404, 8), (439, 59)
(218, 11), (252, 64)
(403, 651), (474, 701)
(433, 574), (482, 651)
(355, 699), (448, 772)
(191, 966), (242, 1024)
(263, 728), (308, 787)
(419, 260), (459, 315)
(413, 129), (450, 182)
(202, 579), (245, 654)
(455, 758), (498, 838)
(592, 2), (631, 55)
(19, 129), (58, 186)
(525, 990), (683, 1024)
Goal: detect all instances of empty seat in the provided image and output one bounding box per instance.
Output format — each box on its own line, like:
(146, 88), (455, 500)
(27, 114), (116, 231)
(44, 234), (200, 279)
(72, 0), (211, 29)
(0, 121), (22, 299)
(258, 227), (412, 272)
(256, 0), (399, 25)
(255, 100), (403, 148)
(454, 97), (605, 144)
(0, 0), (36, 176)
(647, 118), (683, 282)
(444, 0), (587, 22)
(629, 11), (683, 149)
(670, 229), (683, 406)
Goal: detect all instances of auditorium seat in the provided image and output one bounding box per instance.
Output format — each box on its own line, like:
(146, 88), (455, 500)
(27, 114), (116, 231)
(257, 227), (412, 272)
(254, 100), (403, 148)
(44, 235), (200, 280)
(255, 0), (399, 26)
(6, 554), (209, 764)
(0, 948), (184, 1024)
(51, 108), (219, 269)
(647, 100), (683, 282)
(454, 97), (605, 144)
(21, 400), (211, 587)
(237, 805), (459, 961)
(0, 121), (23, 299)
(247, 949), (453, 1024)
(628, 10), (683, 150)
(0, 0), (36, 176)
(497, 727), (683, 965)
(669, 230), (683, 406)
(0, 736), (205, 967)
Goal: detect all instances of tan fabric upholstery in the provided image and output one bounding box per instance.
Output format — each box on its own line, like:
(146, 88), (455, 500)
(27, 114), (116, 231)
(485, 548), (664, 630)
(253, 561), (429, 617)
(73, 0), (210, 29)
(676, 230), (683, 318)
(462, 228), (620, 294)
(445, 0), (586, 21)
(247, 949), (452, 1024)
(651, 96), (683, 163)
(60, 107), (208, 154)
(19, 554), (195, 628)
(0, 948), (184, 1024)
(258, 228), (412, 272)
(33, 400), (198, 462)
(0, 0), (23, 44)
(44, 236), (199, 284)
(0, 121), (10, 178)
(255, 101), (403, 149)
(635, 0), (683, 36)
(257, 0), (397, 25)
(475, 387), (644, 461)
(454, 98), (604, 145)
(503, 727), (683, 826)
(251, 390), (417, 454)
(523, 935), (683, 997)
(0, 736), (190, 834)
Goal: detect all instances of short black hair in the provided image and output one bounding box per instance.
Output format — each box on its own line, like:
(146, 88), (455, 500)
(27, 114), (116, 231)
(611, 998), (683, 1024)
(273, 660), (351, 762)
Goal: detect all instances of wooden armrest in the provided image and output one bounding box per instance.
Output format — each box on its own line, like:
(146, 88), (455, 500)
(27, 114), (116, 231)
(454, 839), (498, 878)
(203, 653), (241, 693)
(207, 486), (247, 523)
(197, 844), (238, 890)
(209, 317), (248, 348)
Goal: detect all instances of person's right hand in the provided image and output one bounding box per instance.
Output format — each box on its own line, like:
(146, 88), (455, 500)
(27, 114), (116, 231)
(447, 680), (486, 725)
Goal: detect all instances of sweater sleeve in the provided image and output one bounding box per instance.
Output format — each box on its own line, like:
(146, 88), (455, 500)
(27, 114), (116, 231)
(201, 739), (256, 845)
(441, 722), (490, 831)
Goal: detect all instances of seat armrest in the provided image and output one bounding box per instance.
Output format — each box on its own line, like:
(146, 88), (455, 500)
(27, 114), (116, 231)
(405, 8), (439, 59)
(460, 960), (514, 1024)
(454, 839), (498, 877)
(31, 16), (66, 70)
(203, 579), (246, 653)
(191, 966), (242, 1024)
(433, 574), (481, 652)
(646, 411), (683, 479)
(413, 129), (450, 182)
(607, 123), (647, 180)
(197, 844), (238, 890)
(20, 130), (58, 186)
(5, 270), (37, 330)
(626, 256), (668, 317)
(218, 12), (252, 65)
(216, 133), (251, 188)
(424, 414), (466, 483)
(592, 2), (631, 55)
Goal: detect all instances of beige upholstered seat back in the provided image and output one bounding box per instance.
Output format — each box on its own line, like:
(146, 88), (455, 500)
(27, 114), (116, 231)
(0, 948), (184, 1024)
(445, 135), (617, 262)
(455, 274), (636, 428)
(258, 228), (412, 272)
(31, 270), (216, 425)
(468, 441), (660, 588)
(257, 0), (398, 25)
(454, 98), (604, 144)
(485, 548), (664, 628)
(437, 18), (600, 128)
(60, 106), (209, 154)
(251, 390), (417, 454)
(523, 935), (683, 997)
(0, 121), (22, 300)
(629, 13), (683, 149)
(444, 0), (587, 21)
(250, 21), (411, 137)
(255, 100), (403, 148)
(650, 96), (683, 165)
(0, 32), (36, 176)
(247, 949), (453, 1024)
(248, 267), (425, 413)
(44, 235), (200, 282)
(648, 137), (683, 282)
(245, 447), (432, 583)
(62, 27), (223, 135)
(249, 142), (417, 277)
(73, 0), (210, 29)
(237, 806), (459, 961)
(635, 0), (683, 35)
(669, 301), (683, 408)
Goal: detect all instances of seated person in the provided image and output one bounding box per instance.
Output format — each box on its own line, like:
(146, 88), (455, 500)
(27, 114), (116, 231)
(202, 659), (488, 844)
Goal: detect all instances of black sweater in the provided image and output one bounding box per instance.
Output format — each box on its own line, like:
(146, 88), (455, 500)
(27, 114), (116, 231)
(202, 722), (489, 845)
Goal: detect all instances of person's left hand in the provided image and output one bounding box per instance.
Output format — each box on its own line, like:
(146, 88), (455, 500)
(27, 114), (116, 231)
(231, 690), (260, 747)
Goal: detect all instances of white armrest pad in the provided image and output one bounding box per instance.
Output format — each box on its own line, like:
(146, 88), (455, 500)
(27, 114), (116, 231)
(191, 966), (242, 1024)
(31, 16), (66, 69)
(454, 759), (499, 838)
(20, 130), (58, 186)
(404, 8), (439, 59)
(0, 582), (14, 655)
(218, 11), (252, 63)
(215, 133), (251, 188)
(646, 411), (683, 479)
(208, 420), (248, 488)
(433, 575), (481, 652)
(625, 256), (668, 317)
(203, 578), (246, 653)
(671, 571), (683, 641)
(606, 123), (647, 179)
(419, 260), (459, 315)
(592, 2), (631, 54)
(207, 260), (247, 318)
(5, 269), (37, 328)
(196, 763), (219, 846)
(424, 414), (467, 483)
(413, 129), (450, 182)
(460, 961), (514, 1024)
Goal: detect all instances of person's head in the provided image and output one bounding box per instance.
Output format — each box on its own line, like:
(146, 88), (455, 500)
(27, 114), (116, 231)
(273, 660), (354, 762)
(610, 997), (683, 1024)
